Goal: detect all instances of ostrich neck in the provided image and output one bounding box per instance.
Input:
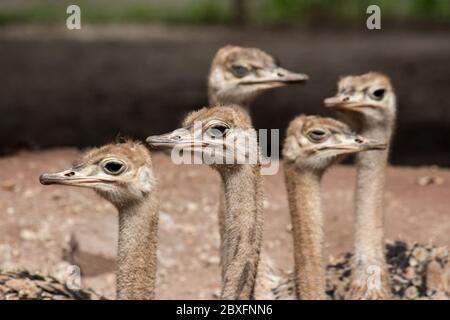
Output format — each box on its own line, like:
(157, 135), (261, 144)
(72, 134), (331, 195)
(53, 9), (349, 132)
(208, 87), (252, 110)
(353, 122), (392, 267)
(116, 191), (159, 300)
(218, 164), (263, 299)
(284, 163), (325, 299)
(208, 89), (253, 285)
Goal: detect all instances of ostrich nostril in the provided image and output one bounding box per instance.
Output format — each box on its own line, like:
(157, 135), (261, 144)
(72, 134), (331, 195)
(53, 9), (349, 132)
(64, 171), (75, 177)
(343, 97), (350, 102)
(355, 138), (363, 144)
(277, 72), (284, 77)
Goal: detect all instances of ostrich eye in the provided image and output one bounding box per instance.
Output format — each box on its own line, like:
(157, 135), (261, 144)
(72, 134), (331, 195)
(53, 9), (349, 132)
(208, 125), (229, 138)
(370, 88), (386, 100)
(231, 65), (250, 78)
(308, 129), (327, 142)
(103, 161), (125, 175)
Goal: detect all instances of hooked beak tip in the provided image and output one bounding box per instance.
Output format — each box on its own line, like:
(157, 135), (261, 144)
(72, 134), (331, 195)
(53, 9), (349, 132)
(286, 73), (308, 84)
(323, 98), (340, 108)
(39, 174), (53, 185)
(362, 141), (387, 151)
(146, 138), (161, 147)
(145, 135), (161, 145)
(146, 136), (174, 149)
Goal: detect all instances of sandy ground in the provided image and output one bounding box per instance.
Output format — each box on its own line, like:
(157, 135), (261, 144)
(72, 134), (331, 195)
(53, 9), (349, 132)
(0, 148), (449, 299)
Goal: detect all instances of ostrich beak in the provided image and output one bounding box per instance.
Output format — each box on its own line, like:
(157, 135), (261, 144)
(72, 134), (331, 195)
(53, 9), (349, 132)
(316, 135), (387, 154)
(324, 96), (383, 111)
(339, 136), (387, 152)
(40, 170), (76, 185)
(39, 169), (107, 187)
(324, 96), (363, 110)
(146, 129), (205, 150)
(240, 67), (308, 86)
(361, 139), (388, 151)
(146, 133), (179, 149)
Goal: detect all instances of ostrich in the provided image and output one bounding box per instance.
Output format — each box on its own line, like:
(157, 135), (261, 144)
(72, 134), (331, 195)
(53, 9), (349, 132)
(324, 72), (396, 299)
(208, 45), (308, 110)
(282, 115), (386, 299)
(147, 105), (262, 299)
(40, 140), (159, 300)
(208, 45), (308, 287)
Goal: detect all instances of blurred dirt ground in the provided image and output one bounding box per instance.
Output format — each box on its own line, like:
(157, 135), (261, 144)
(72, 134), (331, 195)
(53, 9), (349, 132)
(0, 149), (449, 299)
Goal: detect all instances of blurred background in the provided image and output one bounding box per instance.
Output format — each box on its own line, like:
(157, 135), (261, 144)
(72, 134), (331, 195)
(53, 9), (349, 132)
(1, 0), (449, 165)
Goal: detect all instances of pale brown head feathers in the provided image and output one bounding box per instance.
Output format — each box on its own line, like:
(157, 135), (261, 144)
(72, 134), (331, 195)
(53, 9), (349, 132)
(324, 72), (396, 127)
(40, 140), (155, 207)
(146, 105), (258, 171)
(182, 105), (252, 129)
(208, 45), (308, 106)
(282, 115), (386, 172)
